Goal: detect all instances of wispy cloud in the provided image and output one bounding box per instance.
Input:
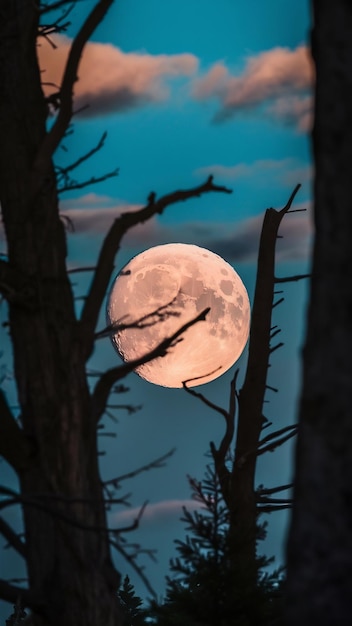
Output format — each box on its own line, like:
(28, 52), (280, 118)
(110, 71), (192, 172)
(195, 158), (313, 188)
(60, 194), (166, 247)
(110, 499), (201, 527)
(192, 45), (314, 131)
(39, 36), (198, 117)
(61, 194), (312, 264)
(200, 203), (313, 263)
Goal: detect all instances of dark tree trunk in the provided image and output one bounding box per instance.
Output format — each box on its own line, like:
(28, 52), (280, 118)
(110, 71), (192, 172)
(0, 3), (232, 622)
(285, 2), (352, 624)
(0, 2), (122, 624)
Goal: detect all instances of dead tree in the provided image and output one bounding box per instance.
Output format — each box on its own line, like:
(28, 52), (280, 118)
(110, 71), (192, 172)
(0, 1), (231, 624)
(184, 184), (308, 597)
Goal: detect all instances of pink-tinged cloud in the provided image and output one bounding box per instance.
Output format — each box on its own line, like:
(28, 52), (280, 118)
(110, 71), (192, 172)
(59, 195), (168, 248)
(201, 203), (313, 263)
(192, 45), (314, 130)
(196, 158), (313, 188)
(60, 193), (312, 264)
(110, 499), (201, 527)
(39, 36), (198, 117)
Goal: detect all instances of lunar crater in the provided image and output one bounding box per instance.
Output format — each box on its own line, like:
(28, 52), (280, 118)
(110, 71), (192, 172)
(107, 243), (250, 387)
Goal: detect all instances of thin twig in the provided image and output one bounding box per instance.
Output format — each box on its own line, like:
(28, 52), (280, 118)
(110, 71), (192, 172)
(103, 449), (175, 487)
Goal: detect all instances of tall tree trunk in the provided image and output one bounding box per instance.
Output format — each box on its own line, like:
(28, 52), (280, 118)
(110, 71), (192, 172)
(285, 3), (352, 624)
(0, 2), (122, 624)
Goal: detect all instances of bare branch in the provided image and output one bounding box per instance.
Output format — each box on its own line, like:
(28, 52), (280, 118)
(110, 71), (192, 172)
(257, 496), (293, 505)
(256, 429), (298, 456)
(209, 369), (239, 506)
(272, 297), (284, 308)
(257, 504), (292, 513)
(182, 376), (229, 420)
(67, 266), (96, 274)
(56, 132), (107, 179)
(0, 579), (45, 614)
(0, 516), (27, 558)
(110, 538), (157, 599)
(275, 274), (311, 283)
(91, 307), (210, 423)
(103, 449), (175, 487)
(258, 424), (298, 449)
(58, 168), (119, 194)
(80, 175), (232, 359)
(269, 342), (284, 354)
(31, 0), (115, 198)
(257, 483), (293, 496)
(235, 186), (301, 470)
(95, 297), (181, 341)
(113, 501), (148, 535)
(279, 184), (302, 215)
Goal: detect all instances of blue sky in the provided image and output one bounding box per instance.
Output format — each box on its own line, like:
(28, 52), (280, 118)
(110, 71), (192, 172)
(0, 0), (312, 610)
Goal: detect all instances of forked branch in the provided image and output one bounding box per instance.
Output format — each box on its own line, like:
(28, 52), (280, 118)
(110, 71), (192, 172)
(31, 0), (114, 198)
(91, 307), (210, 423)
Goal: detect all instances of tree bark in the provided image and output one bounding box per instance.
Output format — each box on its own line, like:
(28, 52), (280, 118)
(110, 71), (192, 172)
(0, 2), (122, 624)
(285, 3), (352, 624)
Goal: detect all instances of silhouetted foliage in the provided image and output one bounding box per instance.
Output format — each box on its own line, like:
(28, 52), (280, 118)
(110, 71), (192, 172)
(117, 576), (147, 626)
(0, 1), (306, 625)
(149, 461), (284, 626)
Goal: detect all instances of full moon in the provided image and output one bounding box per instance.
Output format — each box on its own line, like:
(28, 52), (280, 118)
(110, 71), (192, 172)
(107, 243), (250, 388)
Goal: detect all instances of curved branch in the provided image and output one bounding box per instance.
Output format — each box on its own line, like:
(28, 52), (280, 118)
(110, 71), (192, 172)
(80, 175), (231, 359)
(0, 516), (26, 558)
(31, 0), (114, 198)
(0, 579), (45, 614)
(103, 449), (175, 487)
(91, 307), (210, 423)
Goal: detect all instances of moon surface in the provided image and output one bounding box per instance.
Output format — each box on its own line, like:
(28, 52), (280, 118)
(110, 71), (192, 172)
(107, 243), (250, 388)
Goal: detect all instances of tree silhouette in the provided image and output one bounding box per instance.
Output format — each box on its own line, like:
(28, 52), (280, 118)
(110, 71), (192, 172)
(0, 2), (230, 624)
(285, 2), (352, 623)
(149, 461), (283, 626)
(181, 185), (306, 605)
(0, 2), (309, 625)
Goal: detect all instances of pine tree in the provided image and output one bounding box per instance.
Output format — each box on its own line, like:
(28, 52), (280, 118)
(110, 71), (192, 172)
(150, 461), (283, 626)
(117, 576), (147, 626)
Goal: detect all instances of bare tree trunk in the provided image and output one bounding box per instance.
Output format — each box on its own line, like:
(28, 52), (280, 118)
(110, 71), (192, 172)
(0, 3), (232, 622)
(285, 3), (352, 624)
(0, 2), (122, 624)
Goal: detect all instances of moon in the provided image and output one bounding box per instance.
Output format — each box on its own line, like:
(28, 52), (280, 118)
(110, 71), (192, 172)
(107, 243), (250, 388)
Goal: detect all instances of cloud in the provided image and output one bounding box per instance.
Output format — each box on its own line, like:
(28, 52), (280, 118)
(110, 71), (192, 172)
(196, 158), (313, 188)
(200, 203), (313, 263)
(192, 45), (314, 131)
(60, 194), (167, 248)
(39, 36), (198, 117)
(60, 193), (312, 264)
(111, 499), (201, 527)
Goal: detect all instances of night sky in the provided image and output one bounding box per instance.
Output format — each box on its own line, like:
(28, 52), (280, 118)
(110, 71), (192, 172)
(0, 0), (312, 611)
